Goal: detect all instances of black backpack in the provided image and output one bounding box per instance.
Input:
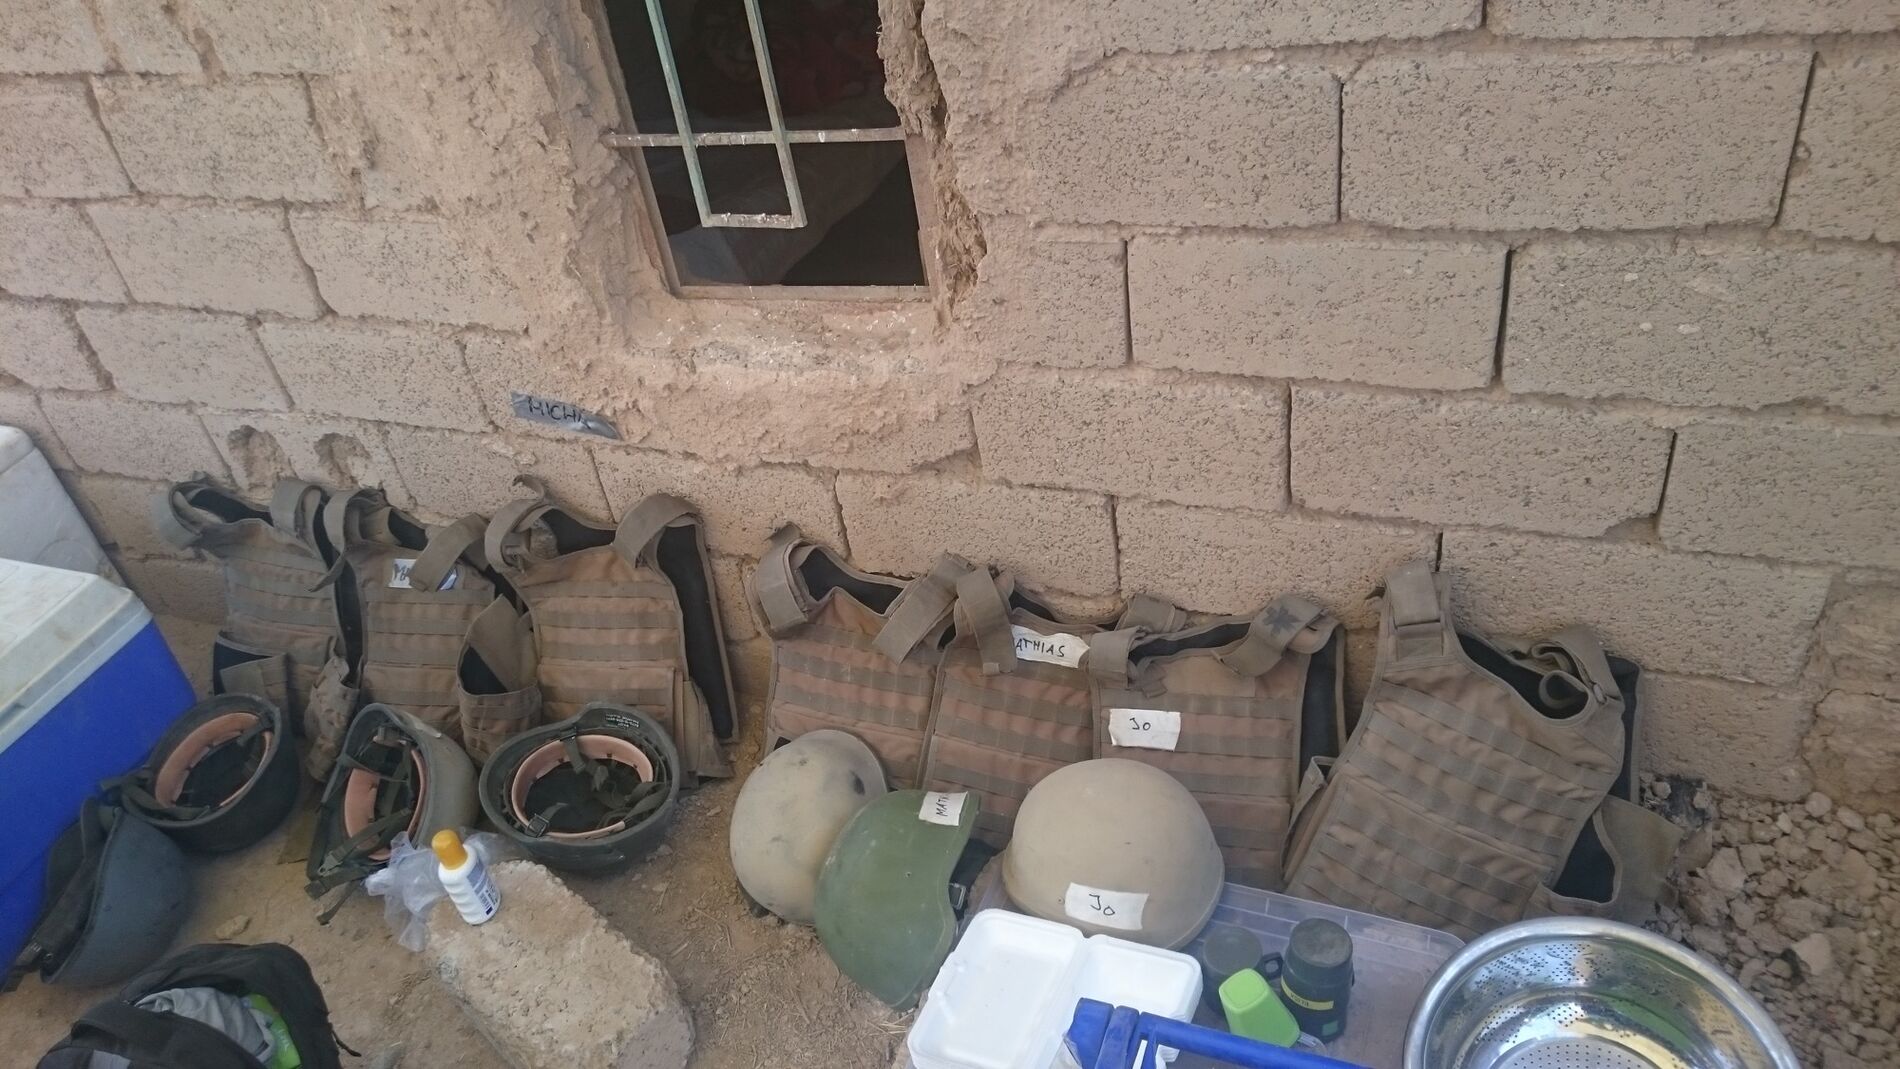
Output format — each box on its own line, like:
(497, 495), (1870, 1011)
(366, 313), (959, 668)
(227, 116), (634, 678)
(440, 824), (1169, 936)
(37, 943), (346, 1069)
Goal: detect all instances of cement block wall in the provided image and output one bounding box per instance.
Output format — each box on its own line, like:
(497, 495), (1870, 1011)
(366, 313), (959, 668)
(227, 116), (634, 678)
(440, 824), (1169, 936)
(2, 0), (1896, 811)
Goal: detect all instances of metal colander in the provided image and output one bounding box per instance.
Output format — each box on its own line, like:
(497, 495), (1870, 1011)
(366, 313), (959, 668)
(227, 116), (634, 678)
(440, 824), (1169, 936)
(1404, 918), (1798, 1069)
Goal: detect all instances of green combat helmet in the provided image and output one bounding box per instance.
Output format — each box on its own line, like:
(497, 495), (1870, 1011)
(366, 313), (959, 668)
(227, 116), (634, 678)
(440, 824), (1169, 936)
(815, 788), (982, 1009)
(730, 731), (888, 924)
(1002, 759), (1224, 949)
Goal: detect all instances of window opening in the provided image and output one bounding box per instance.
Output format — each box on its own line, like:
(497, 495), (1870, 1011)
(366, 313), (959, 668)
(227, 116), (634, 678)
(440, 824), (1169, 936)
(598, 0), (930, 292)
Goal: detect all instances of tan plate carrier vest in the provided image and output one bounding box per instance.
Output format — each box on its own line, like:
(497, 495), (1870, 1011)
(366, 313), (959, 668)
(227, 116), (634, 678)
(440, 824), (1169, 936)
(1091, 594), (1342, 889)
(316, 488), (497, 749)
(1282, 561), (1678, 938)
(154, 477), (358, 778)
(460, 485), (735, 779)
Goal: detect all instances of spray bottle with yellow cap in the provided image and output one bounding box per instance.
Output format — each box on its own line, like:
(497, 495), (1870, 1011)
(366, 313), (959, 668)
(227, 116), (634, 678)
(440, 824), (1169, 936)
(433, 828), (501, 925)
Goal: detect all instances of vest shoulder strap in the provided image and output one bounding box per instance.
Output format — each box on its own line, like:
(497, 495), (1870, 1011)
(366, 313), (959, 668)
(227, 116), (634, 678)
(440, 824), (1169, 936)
(1381, 560), (1456, 665)
(1117, 593), (1185, 633)
(1219, 594), (1331, 677)
(151, 478), (216, 550)
(407, 513), (488, 592)
(482, 485), (558, 572)
(871, 552), (966, 663)
(268, 479), (328, 551)
(952, 567), (1017, 675)
(752, 526), (816, 635)
(612, 493), (698, 574)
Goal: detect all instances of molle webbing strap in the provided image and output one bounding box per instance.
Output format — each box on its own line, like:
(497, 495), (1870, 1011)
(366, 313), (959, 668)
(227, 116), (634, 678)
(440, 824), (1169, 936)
(406, 514), (488, 592)
(872, 553), (967, 663)
(1219, 595), (1329, 677)
(1119, 594), (1186, 634)
(753, 527), (815, 636)
(1084, 627), (1141, 688)
(1383, 561), (1453, 664)
(953, 568), (1016, 675)
(612, 493), (698, 573)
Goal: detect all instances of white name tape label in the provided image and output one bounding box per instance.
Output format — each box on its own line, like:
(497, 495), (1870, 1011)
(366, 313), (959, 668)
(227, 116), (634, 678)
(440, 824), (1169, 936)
(1064, 882), (1147, 932)
(389, 558), (417, 589)
(918, 791), (968, 827)
(1012, 626), (1089, 668)
(1108, 708), (1182, 751)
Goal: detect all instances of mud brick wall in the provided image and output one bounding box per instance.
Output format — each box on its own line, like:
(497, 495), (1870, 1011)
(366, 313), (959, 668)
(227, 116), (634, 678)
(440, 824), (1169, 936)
(2, 0), (1896, 809)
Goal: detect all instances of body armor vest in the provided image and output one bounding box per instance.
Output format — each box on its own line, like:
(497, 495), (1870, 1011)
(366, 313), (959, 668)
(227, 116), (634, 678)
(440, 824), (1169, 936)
(1282, 562), (1631, 939)
(748, 530), (960, 788)
(1090, 594), (1342, 889)
(472, 486), (734, 780)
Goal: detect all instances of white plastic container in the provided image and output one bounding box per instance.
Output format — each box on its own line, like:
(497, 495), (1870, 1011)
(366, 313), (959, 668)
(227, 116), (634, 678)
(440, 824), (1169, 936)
(432, 829), (501, 925)
(908, 911), (1202, 1069)
(0, 426), (114, 577)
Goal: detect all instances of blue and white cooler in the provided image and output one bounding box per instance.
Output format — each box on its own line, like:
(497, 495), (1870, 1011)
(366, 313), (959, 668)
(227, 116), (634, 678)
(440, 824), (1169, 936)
(0, 558), (196, 965)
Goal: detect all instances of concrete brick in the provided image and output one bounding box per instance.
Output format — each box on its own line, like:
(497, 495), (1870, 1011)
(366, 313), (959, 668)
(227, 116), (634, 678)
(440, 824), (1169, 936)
(1506, 243), (1900, 416)
(1660, 422), (1900, 570)
(1806, 691), (1900, 815)
(96, 0), (198, 73)
(0, 202), (126, 303)
(89, 205), (321, 318)
(0, 387), (72, 467)
(1116, 500), (1434, 628)
(79, 306), (288, 410)
(259, 321), (484, 431)
(424, 862), (692, 1069)
(381, 425), (607, 521)
(1131, 238), (1502, 389)
(1641, 673), (1813, 802)
(1817, 586), (1900, 699)
(96, 80), (341, 201)
(1016, 64), (1337, 227)
(460, 332), (656, 445)
(963, 236), (1127, 369)
(1782, 53), (1900, 245)
(773, 409), (976, 475)
(201, 411), (409, 501)
(1075, 0), (1480, 49)
(290, 215), (526, 330)
(1442, 530), (1831, 684)
(1291, 388), (1670, 537)
(117, 556), (224, 623)
(0, 82), (129, 197)
(1491, 0), (1899, 37)
(66, 472), (190, 559)
(0, 300), (104, 390)
(712, 556), (758, 643)
(593, 449), (842, 558)
(187, 0), (345, 74)
(1, 0), (108, 72)
(154, 614), (217, 696)
(38, 394), (225, 480)
(837, 473), (1117, 594)
(974, 368), (1286, 510)
(1345, 52), (1809, 231)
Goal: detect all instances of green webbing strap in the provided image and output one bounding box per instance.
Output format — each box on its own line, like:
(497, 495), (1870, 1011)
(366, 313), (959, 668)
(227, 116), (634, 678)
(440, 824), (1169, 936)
(872, 553), (967, 663)
(612, 493), (698, 574)
(1118, 594), (1185, 634)
(953, 567), (1016, 676)
(407, 513), (488, 591)
(753, 527), (815, 636)
(109, 717), (270, 821)
(1220, 595), (1328, 677)
(307, 809), (412, 894)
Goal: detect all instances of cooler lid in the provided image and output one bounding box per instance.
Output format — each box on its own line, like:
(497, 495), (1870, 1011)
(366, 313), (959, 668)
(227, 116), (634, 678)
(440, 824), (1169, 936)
(0, 425), (33, 472)
(0, 558), (150, 752)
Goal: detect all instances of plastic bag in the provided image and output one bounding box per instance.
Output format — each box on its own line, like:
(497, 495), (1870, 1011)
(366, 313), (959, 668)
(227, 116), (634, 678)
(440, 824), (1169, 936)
(363, 830), (506, 951)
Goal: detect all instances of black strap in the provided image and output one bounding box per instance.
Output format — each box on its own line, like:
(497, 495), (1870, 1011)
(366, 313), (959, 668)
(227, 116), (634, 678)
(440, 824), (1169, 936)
(71, 1001), (263, 1069)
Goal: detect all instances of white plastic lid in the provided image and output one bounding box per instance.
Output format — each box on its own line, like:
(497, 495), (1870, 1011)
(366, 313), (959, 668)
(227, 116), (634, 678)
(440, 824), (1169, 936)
(0, 558), (148, 751)
(0, 426), (32, 471)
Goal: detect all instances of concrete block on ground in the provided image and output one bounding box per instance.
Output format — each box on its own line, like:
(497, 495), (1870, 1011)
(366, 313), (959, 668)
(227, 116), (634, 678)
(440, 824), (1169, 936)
(1116, 500), (1433, 628)
(118, 556), (225, 623)
(837, 473), (1117, 594)
(39, 394), (226, 481)
(201, 411), (410, 502)
(1, 0), (108, 72)
(1490, 0), (1898, 37)
(711, 556), (758, 643)
(1014, 64), (1337, 227)
(1441, 530), (1832, 685)
(1131, 237), (1502, 389)
(594, 448), (843, 557)
(88, 205), (322, 318)
(1816, 586), (1900, 700)
(0, 300), (103, 391)
(0, 387), (72, 467)
(1641, 672), (1813, 802)
(186, 0), (345, 74)
(1345, 51), (1809, 230)
(1505, 242), (1900, 416)
(424, 860), (691, 1069)
(79, 306), (288, 410)
(0, 203), (127, 303)
(1805, 691), (1900, 816)
(1659, 422), (1900, 570)
(1782, 53), (1900, 244)
(290, 215), (527, 330)
(381, 425), (607, 521)
(0, 82), (129, 197)
(154, 615), (218, 696)
(259, 321), (485, 431)
(96, 0), (198, 73)
(974, 368), (1286, 510)
(767, 409), (975, 475)
(1291, 388), (1670, 536)
(96, 80), (341, 201)
(65, 472), (192, 560)
(963, 235), (1127, 368)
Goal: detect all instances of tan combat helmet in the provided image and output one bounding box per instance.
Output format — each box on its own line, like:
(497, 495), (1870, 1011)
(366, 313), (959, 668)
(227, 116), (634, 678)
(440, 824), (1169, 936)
(1000, 758), (1225, 950)
(730, 730), (889, 924)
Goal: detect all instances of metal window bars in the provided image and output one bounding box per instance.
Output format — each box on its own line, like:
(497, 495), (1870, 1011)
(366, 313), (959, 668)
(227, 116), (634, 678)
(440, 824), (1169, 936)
(605, 0), (906, 230)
